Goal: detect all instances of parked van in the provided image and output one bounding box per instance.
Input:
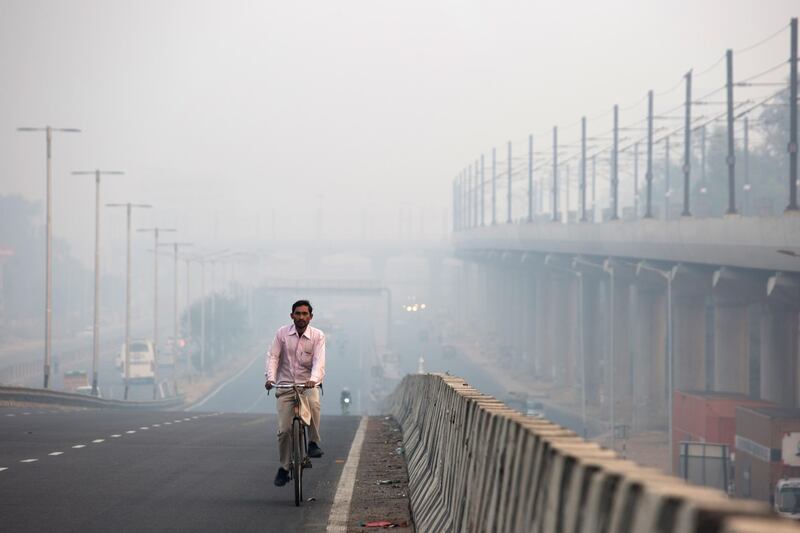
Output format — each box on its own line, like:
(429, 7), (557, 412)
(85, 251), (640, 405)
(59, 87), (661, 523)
(120, 340), (156, 384)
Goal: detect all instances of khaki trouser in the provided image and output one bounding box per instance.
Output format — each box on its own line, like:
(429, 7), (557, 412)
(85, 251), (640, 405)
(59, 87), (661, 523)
(276, 387), (321, 470)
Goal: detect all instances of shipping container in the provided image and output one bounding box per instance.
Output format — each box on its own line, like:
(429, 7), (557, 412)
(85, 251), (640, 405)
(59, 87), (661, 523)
(672, 389), (774, 473)
(735, 406), (800, 507)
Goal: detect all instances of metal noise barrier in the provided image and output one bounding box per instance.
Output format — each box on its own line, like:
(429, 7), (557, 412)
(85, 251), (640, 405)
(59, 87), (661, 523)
(388, 374), (786, 533)
(0, 385), (184, 410)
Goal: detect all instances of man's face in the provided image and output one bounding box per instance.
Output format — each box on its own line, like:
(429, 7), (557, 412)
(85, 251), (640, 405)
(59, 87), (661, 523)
(291, 305), (312, 330)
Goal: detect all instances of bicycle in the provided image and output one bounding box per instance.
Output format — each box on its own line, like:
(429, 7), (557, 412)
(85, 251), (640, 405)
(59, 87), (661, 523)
(270, 384), (314, 506)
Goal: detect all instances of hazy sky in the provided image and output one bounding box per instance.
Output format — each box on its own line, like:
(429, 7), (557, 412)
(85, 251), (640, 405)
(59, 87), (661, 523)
(1, 0), (797, 270)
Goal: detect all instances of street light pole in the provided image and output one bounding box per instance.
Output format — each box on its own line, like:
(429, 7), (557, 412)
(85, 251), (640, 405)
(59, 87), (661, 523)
(137, 227), (176, 399)
(107, 203), (151, 399)
(73, 170), (124, 396)
(17, 125), (81, 388)
(158, 242), (192, 382)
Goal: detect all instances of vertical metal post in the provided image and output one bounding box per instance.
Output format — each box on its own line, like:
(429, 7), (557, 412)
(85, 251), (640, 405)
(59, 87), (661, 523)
(553, 126), (559, 222)
(744, 116), (750, 215)
(507, 141), (512, 223)
(467, 166), (473, 229)
(612, 105), (619, 220)
(682, 70), (692, 216)
(665, 136), (671, 220)
(44, 126), (53, 388)
(528, 134), (534, 222)
(91, 171), (101, 395)
(452, 179), (457, 232)
(200, 261), (206, 375)
(173, 243), (179, 371)
(153, 229), (159, 399)
(481, 154), (485, 225)
(581, 117), (587, 222)
(474, 159), (479, 226)
(667, 273), (674, 473)
(726, 49), (738, 215)
(566, 164), (570, 220)
(646, 91), (654, 218)
(578, 272), (586, 437)
(492, 147), (497, 225)
(185, 257), (192, 378)
(124, 205), (131, 399)
(789, 17), (799, 211)
(634, 142), (639, 218)
(701, 125), (707, 184)
(592, 155), (597, 222)
(608, 266), (615, 449)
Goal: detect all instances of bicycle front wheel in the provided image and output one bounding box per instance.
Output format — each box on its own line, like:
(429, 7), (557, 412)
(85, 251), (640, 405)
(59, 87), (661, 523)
(292, 418), (302, 507)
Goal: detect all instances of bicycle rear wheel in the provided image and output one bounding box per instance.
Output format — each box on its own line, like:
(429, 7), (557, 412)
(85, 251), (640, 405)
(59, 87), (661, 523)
(292, 418), (302, 506)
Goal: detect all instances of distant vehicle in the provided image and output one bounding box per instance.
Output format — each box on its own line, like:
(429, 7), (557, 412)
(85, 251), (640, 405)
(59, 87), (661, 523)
(75, 385), (100, 398)
(121, 340), (156, 384)
(340, 388), (352, 415)
(775, 478), (800, 519)
(63, 370), (88, 393)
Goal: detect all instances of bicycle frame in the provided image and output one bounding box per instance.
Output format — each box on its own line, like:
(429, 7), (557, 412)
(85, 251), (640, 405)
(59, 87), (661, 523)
(272, 384), (313, 506)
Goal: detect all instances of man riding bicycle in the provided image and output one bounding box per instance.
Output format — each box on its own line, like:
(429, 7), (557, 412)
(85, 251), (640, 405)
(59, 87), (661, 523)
(265, 299), (326, 487)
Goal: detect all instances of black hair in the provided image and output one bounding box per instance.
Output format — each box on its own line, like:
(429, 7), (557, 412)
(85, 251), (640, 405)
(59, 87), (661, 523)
(292, 299), (313, 314)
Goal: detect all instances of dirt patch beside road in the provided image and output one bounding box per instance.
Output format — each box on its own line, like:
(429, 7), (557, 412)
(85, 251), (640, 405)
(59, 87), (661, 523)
(347, 416), (413, 531)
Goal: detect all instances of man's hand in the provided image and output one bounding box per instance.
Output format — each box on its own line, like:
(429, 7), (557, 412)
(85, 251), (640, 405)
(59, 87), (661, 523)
(304, 380), (317, 389)
(265, 380), (274, 391)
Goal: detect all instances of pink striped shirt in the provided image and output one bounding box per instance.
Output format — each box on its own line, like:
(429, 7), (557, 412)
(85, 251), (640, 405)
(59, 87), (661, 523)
(265, 324), (326, 385)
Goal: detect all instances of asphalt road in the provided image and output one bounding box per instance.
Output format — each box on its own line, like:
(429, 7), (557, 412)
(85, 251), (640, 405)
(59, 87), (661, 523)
(0, 406), (360, 532)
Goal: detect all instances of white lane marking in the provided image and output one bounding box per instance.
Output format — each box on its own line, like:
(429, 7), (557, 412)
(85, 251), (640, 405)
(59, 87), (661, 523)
(0, 467), (7, 471)
(72, 445), (86, 449)
(22, 412), (31, 416)
(126, 430), (136, 434)
(110, 434), (122, 438)
(139, 427), (149, 430)
(92, 439), (105, 443)
(48, 452), (64, 456)
(6, 414), (15, 417)
(174, 420), (181, 423)
(152, 424), (161, 427)
(164, 422), (171, 425)
(326, 416), (369, 533)
(186, 352), (260, 411)
(20, 459), (38, 463)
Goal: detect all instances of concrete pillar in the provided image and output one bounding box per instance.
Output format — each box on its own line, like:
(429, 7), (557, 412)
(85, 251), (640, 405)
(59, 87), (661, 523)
(673, 294), (707, 391)
(551, 273), (575, 389)
(582, 276), (603, 404)
(534, 270), (554, 381)
(610, 277), (633, 426)
(714, 303), (749, 393)
(760, 303), (800, 407)
(632, 286), (667, 431)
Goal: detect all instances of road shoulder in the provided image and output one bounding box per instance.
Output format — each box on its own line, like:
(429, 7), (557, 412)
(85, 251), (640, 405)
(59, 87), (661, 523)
(346, 416), (413, 531)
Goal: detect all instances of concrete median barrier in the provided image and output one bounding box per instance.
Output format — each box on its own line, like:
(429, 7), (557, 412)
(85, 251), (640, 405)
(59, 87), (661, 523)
(389, 373), (785, 533)
(0, 385), (184, 410)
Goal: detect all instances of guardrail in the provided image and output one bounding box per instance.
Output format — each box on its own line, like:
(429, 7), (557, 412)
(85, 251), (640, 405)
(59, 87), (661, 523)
(389, 374), (790, 533)
(0, 385), (184, 410)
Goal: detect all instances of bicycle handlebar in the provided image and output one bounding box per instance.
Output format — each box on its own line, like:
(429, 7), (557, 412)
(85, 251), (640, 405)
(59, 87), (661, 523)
(266, 383), (318, 395)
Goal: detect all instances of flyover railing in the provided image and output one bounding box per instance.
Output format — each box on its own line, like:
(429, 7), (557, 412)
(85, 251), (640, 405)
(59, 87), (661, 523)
(389, 373), (788, 533)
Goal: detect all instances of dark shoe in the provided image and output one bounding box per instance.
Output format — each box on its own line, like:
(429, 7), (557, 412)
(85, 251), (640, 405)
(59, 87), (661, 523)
(274, 467), (290, 487)
(308, 441), (323, 458)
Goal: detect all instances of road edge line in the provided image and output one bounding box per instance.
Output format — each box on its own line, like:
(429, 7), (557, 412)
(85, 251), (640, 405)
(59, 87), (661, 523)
(326, 416), (368, 532)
